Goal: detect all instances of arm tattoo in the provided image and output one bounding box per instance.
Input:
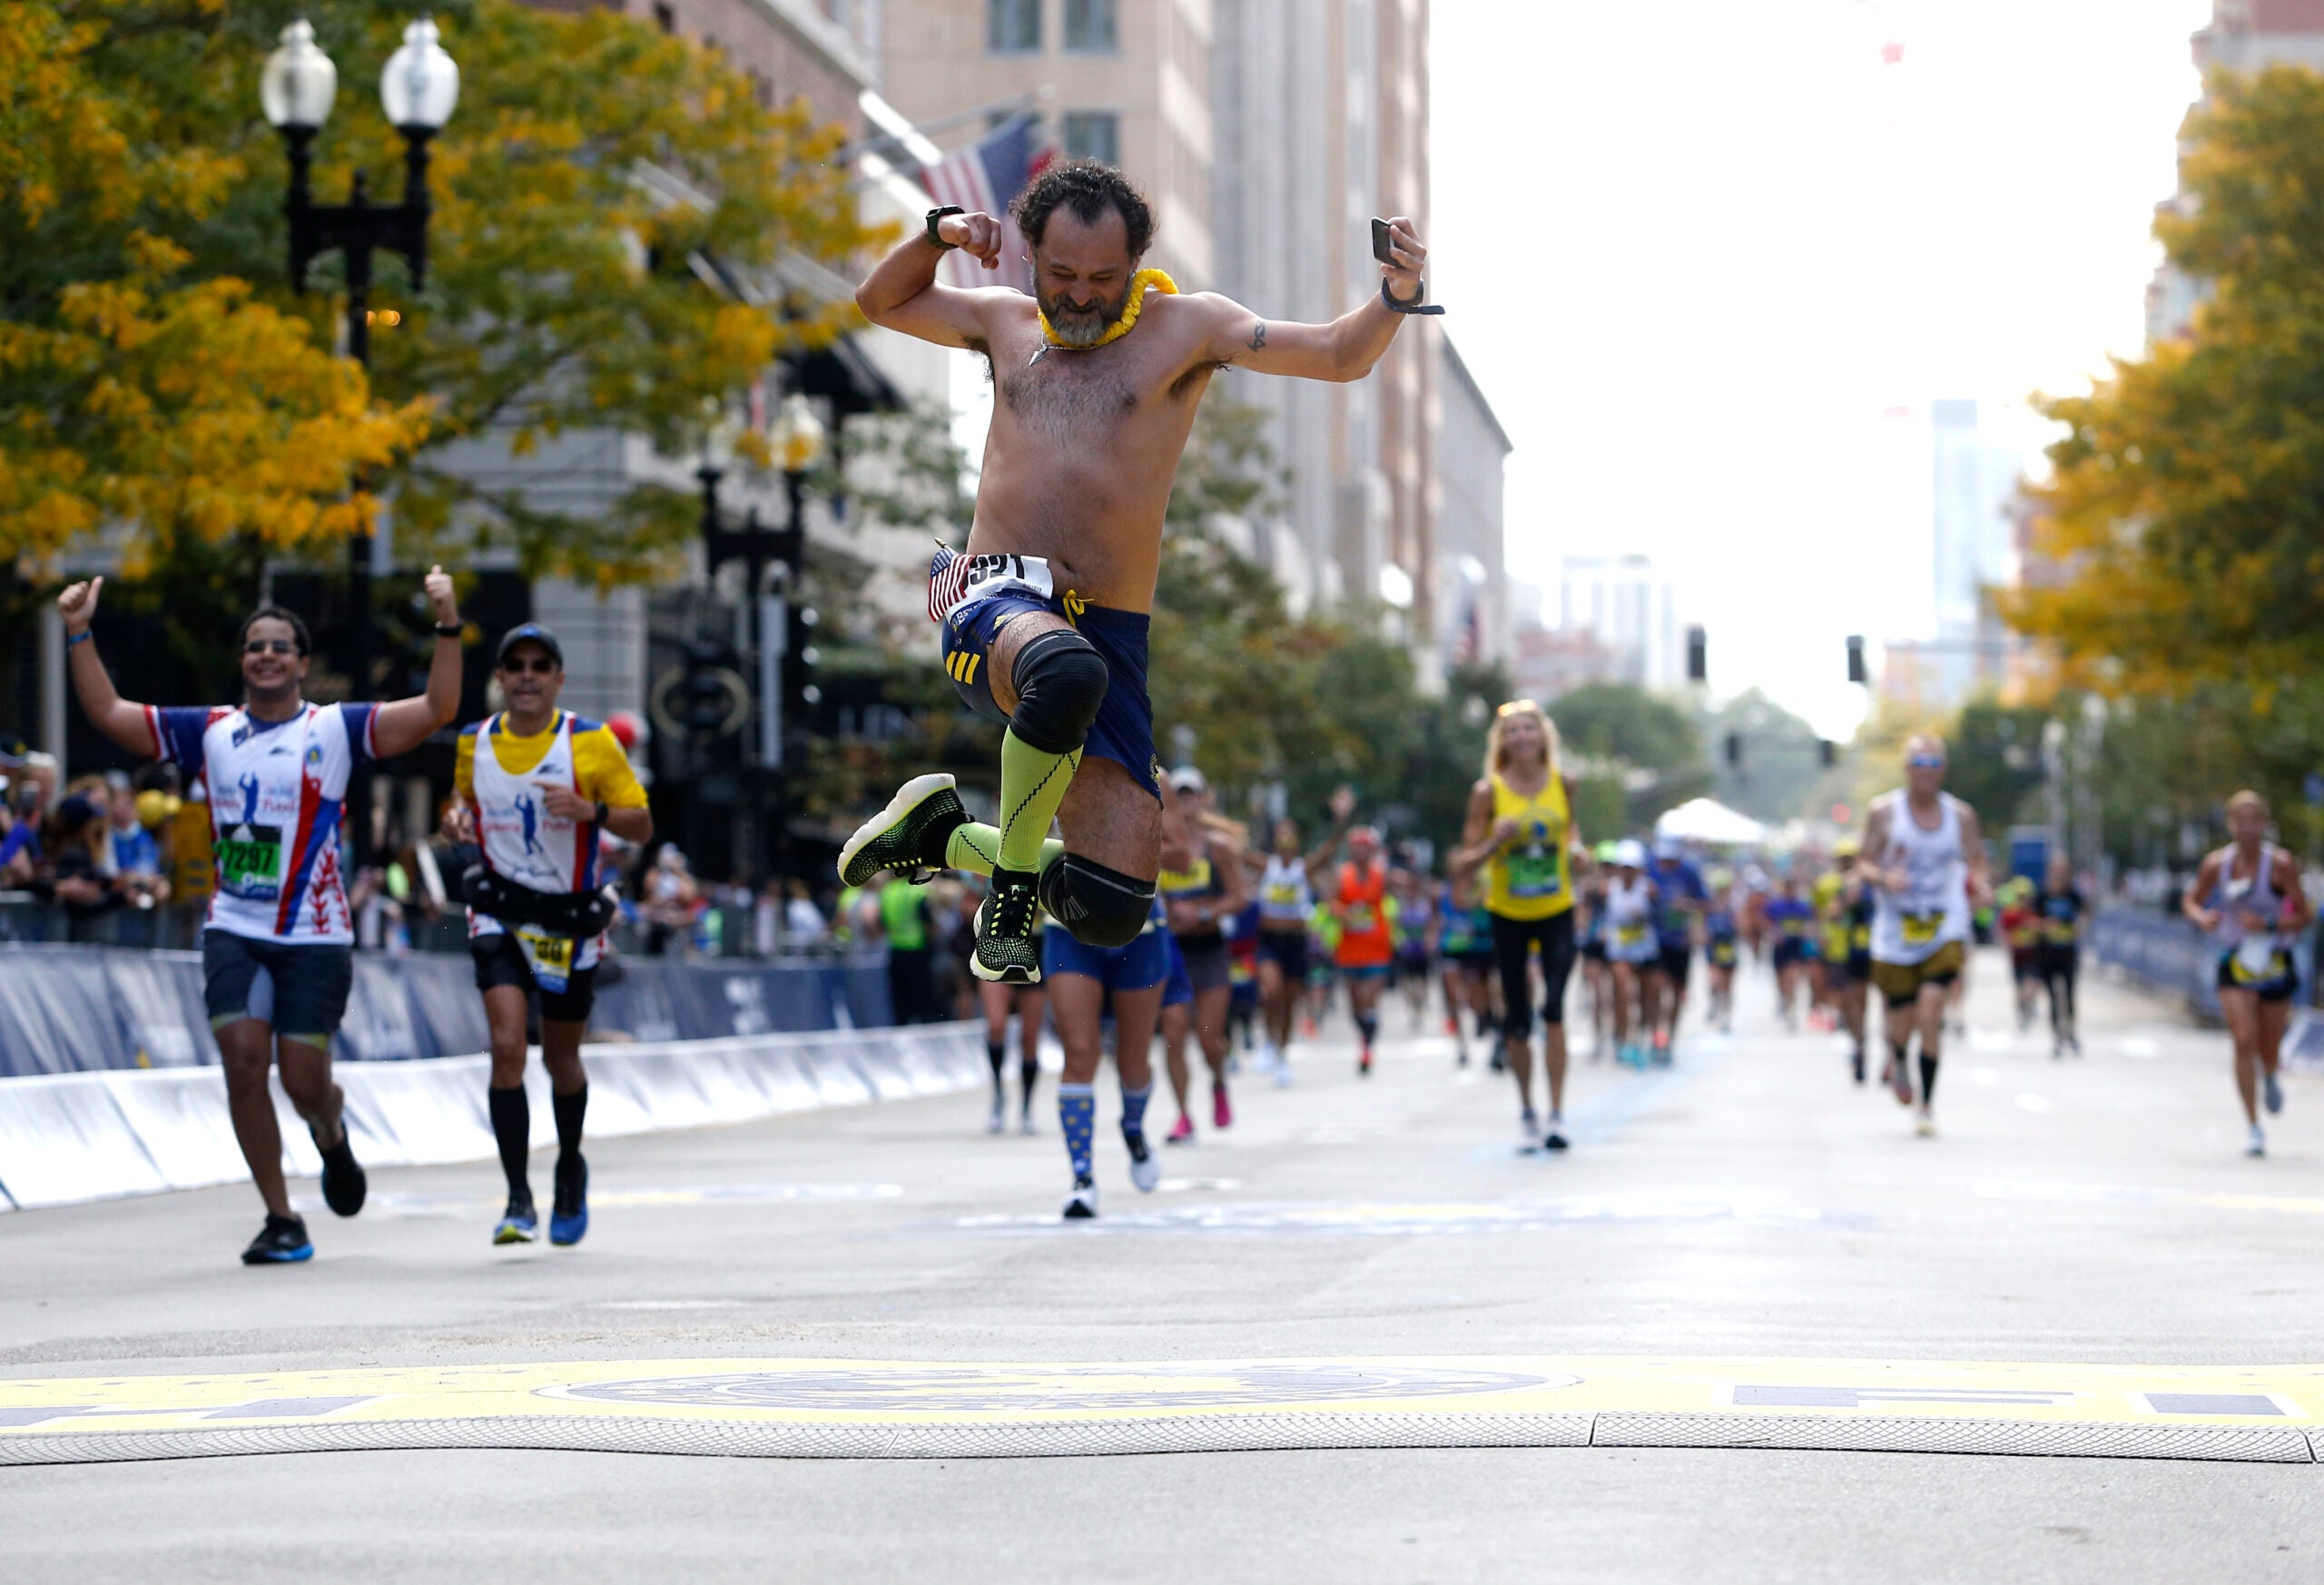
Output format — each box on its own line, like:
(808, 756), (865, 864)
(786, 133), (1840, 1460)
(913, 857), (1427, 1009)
(1248, 320), (1266, 352)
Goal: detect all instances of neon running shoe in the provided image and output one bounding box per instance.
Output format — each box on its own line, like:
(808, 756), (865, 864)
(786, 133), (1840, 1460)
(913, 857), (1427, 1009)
(241, 1213), (313, 1265)
(311, 1122), (367, 1217)
(1166, 1114), (1195, 1145)
(972, 871), (1044, 985)
(838, 772), (963, 888)
(1124, 1127), (1160, 1193)
(494, 1197), (539, 1245)
(1212, 1082), (1233, 1129)
(549, 1154), (589, 1246)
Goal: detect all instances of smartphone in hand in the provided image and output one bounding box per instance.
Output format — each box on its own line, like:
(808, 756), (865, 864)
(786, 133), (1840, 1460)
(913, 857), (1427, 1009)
(1371, 217), (1394, 265)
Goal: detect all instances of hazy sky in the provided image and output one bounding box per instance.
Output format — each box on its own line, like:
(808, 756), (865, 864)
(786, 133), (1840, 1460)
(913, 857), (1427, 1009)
(1430, 0), (2214, 735)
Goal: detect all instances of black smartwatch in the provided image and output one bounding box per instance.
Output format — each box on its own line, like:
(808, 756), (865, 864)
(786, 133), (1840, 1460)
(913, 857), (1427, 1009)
(434, 621), (462, 638)
(1381, 278), (1446, 316)
(925, 205), (964, 250)
(593, 800), (609, 827)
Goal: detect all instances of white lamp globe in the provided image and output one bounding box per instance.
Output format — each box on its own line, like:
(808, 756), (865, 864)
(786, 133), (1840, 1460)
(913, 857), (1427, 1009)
(260, 18), (339, 132)
(380, 14), (459, 132)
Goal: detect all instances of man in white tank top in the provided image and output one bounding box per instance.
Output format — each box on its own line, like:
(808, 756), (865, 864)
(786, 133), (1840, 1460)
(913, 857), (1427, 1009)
(1856, 734), (1990, 1137)
(2182, 789), (2313, 1157)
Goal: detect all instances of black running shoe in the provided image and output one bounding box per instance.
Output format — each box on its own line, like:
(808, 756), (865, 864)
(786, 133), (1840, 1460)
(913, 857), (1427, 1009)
(311, 1123), (367, 1217)
(973, 869), (1043, 985)
(241, 1213), (314, 1265)
(838, 773), (966, 889)
(1850, 1048), (1866, 1086)
(549, 1154), (589, 1246)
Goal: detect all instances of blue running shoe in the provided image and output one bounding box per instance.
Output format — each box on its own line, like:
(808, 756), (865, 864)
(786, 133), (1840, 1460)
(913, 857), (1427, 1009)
(2264, 1072), (2284, 1116)
(241, 1213), (313, 1265)
(549, 1155), (588, 1246)
(494, 1197), (538, 1245)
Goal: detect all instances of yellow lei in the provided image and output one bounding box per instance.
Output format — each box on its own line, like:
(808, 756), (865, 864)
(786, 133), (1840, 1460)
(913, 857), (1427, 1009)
(1039, 268), (1177, 349)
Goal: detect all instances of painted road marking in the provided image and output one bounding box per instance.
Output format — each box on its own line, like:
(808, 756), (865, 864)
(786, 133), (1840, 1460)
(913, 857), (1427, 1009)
(3, 1357), (2317, 1436)
(290, 1184), (905, 1219)
(1976, 1180), (2324, 1218)
(935, 1196), (1864, 1237)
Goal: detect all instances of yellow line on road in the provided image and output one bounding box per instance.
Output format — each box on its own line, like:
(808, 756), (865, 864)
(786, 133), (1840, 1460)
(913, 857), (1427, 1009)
(2, 1356), (2316, 1433)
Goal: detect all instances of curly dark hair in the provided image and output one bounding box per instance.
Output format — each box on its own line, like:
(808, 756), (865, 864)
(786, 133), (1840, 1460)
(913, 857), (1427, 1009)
(238, 605), (312, 657)
(1010, 158), (1155, 260)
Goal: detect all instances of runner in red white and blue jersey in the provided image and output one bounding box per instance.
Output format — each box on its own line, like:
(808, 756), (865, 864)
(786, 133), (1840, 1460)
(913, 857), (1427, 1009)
(58, 568), (466, 1265)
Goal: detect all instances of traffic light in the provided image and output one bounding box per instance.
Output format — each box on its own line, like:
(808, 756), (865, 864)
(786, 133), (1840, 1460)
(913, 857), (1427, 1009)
(1846, 634), (1867, 684)
(1819, 739), (1837, 768)
(1725, 732), (1742, 767)
(1687, 625), (1707, 684)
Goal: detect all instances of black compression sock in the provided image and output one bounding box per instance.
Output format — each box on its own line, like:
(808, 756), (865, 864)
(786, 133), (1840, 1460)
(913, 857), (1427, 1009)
(552, 1084), (588, 1162)
(1918, 1054), (1938, 1105)
(1356, 1012), (1379, 1049)
(487, 1085), (531, 1202)
(988, 1039), (1008, 1082)
(1020, 1058), (1040, 1109)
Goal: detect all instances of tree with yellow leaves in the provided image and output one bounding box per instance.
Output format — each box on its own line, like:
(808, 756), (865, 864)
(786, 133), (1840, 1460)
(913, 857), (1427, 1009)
(4, 0), (874, 594)
(2005, 66), (2324, 701)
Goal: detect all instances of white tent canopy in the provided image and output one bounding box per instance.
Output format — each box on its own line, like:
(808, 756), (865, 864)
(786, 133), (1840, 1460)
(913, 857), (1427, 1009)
(1654, 797), (1773, 848)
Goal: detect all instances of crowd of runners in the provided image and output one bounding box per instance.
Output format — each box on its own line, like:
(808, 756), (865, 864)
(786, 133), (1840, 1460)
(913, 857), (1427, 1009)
(35, 155), (2317, 1256)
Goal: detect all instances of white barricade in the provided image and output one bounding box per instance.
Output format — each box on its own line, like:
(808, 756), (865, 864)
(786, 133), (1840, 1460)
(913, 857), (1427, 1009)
(0, 1022), (985, 1209)
(0, 1076), (171, 1208)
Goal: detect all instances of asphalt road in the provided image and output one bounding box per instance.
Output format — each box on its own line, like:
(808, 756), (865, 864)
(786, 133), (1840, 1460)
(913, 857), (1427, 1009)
(3, 946), (2319, 1582)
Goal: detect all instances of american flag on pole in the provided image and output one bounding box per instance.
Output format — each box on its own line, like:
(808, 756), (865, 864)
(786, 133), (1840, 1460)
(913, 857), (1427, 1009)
(921, 113), (1047, 292)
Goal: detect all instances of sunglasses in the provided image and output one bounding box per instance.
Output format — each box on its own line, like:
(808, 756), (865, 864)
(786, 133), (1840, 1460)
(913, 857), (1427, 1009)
(499, 655), (559, 674)
(242, 639), (299, 656)
(1906, 754), (1945, 770)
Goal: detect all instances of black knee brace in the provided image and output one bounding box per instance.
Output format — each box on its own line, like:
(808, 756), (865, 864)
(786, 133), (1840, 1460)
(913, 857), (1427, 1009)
(1040, 852), (1156, 949)
(1009, 627), (1108, 755)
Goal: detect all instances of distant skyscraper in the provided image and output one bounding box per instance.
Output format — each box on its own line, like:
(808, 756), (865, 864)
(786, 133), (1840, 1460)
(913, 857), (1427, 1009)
(1557, 555), (1682, 694)
(1920, 399), (2020, 706)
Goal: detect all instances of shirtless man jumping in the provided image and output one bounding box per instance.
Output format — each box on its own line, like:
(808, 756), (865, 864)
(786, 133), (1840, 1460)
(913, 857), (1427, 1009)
(839, 161), (1435, 997)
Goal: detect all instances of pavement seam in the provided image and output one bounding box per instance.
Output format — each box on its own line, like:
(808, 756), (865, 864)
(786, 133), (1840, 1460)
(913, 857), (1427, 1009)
(1, 1410), (2313, 1466)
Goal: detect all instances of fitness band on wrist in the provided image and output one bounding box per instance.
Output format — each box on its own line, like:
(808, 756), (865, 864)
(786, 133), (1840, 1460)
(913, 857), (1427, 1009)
(64, 629), (92, 648)
(925, 205), (964, 250)
(434, 622), (463, 638)
(1381, 279), (1446, 316)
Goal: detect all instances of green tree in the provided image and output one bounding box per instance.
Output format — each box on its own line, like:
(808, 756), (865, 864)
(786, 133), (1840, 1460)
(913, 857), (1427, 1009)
(1943, 700), (2050, 833)
(1702, 688), (1827, 823)
(1548, 682), (1712, 837)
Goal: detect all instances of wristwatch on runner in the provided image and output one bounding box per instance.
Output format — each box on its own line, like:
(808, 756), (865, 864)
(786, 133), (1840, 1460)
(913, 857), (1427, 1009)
(925, 206), (964, 250)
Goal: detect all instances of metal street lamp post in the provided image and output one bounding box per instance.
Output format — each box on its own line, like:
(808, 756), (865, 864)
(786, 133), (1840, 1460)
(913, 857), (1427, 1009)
(261, 14), (456, 852)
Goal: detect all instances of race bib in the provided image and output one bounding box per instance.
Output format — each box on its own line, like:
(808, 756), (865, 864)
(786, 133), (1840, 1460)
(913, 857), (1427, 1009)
(1901, 911), (1942, 948)
(1265, 882), (1302, 907)
(516, 926), (576, 994)
(1345, 904), (1378, 934)
(2235, 936), (2278, 980)
(215, 822), (285, 900)
(1504, 850), (1562, 900)
(1617, 922), (1650, 948)
(932, 551), (1056, 623)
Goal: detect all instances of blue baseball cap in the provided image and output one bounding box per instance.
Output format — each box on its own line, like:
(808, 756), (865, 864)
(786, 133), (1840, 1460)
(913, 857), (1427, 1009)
(495, 623), (564, 667)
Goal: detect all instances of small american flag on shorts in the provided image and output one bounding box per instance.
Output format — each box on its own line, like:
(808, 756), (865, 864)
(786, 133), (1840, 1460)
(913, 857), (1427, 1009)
(928, 548), (970, 624)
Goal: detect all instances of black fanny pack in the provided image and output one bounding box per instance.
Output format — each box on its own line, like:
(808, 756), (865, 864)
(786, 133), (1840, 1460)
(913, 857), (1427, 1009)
(462, 865), (620, 938)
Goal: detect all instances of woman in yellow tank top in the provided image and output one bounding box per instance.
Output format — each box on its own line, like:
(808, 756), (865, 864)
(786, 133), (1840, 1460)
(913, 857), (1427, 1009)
(1451, 700), (1587, 1153)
